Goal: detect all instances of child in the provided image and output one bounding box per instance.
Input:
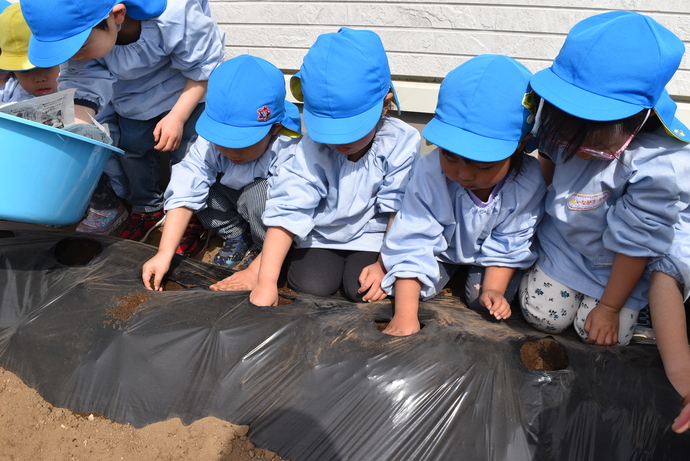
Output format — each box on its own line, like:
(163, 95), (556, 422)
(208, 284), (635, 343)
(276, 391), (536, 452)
(21, 0), (225, 252)
(0, 2), (126, 234)
(647, 208), (690, 433)
(0, 3), (58, 102)
(218, 28), (421, 305)
(379, 55), (546, 336)
(142, 55), (301, 290)
(520, 11), (690, 346)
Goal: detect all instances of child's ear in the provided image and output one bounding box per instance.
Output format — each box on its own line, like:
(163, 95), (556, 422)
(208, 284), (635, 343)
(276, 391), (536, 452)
(381, 92), (394, 117)
(270, 123), (283, 135)
(112, 4), (127, 24)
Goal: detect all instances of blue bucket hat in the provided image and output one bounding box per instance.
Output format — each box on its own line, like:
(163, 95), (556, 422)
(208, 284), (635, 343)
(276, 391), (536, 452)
(0, 1), (11, 15)
(21, 0), (167, 68)
(423, 55), (534, 162)
(196, 55), (301, 149)
(290, 27), (400, 145)
(531, 11), (689, 142)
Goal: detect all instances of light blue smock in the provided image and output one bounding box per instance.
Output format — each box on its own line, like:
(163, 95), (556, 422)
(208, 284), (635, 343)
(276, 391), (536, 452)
(649, 206), (690, 301)
(381, 149), (546, 298)
(57, 0), (225, 120)
(263, 117), (421, 252)
(0, 78), (32, 103)
(537, 126), (690, 310)
(164, 135), (300, 212)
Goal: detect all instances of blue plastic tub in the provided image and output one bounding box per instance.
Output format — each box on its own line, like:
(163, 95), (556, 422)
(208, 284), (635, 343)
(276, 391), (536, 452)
(0, 112), (124, 225)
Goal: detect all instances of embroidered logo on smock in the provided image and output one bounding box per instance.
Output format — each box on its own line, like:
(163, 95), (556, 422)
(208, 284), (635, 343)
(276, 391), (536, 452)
(257, 105), (272, 122)
(567, 191), (610, 211)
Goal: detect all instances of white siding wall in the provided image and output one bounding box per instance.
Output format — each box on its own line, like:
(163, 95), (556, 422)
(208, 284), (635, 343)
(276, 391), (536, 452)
(210, 0), (690, 123)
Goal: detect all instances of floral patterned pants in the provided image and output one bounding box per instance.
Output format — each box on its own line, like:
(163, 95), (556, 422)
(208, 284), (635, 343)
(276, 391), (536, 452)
(519, 264), (638, 345)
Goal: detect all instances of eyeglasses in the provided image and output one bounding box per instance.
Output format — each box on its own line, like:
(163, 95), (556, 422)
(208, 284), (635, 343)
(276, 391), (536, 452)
(576, 109), (651, 160)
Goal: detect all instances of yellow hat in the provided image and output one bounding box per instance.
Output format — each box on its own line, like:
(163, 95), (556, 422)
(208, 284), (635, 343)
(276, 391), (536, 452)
(0, 3), (34, 71)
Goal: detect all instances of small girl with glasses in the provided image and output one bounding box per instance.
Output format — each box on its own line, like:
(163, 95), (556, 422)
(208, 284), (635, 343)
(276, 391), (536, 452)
(520, 11), (690, 346)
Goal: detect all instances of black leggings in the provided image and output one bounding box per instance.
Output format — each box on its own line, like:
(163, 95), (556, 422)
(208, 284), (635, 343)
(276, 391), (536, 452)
(287, 248), (379, 302)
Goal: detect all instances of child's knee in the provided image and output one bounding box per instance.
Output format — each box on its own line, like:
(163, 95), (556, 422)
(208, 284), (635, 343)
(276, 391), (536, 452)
(287, 267), (340, 298)
(519, 272), (574, 334)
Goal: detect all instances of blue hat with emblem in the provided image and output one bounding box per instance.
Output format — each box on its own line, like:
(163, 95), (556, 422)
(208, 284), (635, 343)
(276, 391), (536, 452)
(196, 55), (301, 149)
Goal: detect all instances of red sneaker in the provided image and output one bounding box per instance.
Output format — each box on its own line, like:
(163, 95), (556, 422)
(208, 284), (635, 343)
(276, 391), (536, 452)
(175, 215), (209, 256)
(119, 209), (166, 242)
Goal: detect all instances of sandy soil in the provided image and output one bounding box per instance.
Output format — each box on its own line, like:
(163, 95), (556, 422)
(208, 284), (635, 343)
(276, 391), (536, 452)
(0, 223), (286, 461)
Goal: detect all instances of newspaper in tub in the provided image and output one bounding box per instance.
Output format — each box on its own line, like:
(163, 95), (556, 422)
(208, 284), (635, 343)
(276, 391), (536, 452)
(0, 89), (113, 145)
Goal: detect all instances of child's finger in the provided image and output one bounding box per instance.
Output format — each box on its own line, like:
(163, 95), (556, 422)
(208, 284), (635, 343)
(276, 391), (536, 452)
(358, 275), (374, 293)
(366, 285), (387, 302)
(358, 267), (369, 286)
(153, 273), (164, 291)
(673, 401), (690, 433)
(142, 268), (153, 290)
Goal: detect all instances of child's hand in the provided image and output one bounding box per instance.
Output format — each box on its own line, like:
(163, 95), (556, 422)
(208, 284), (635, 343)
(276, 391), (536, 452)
(153, 112), (185, 152)
(249, 282), (279, 306)
(584, 302), (619, 346)
(382, 314), (420, 336)
(479, 290), (512, 320)
(673, 396), (690, 433)
(210, 269), (258, 292)
(358, 259), (388, 302)
(142, 254), (171, 291)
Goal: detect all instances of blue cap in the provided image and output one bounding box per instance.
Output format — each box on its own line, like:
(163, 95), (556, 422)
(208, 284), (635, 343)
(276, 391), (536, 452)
(196, 55), (301, 149)
(21, 0), (166, 68)
(0, 1), (11, 14)
(531, 11), (689, 141)
(290, 27), (399, 145)
(423, 55), (534, 162)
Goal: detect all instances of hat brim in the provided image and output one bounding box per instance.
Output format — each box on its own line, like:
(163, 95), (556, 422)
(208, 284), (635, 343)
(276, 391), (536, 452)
(654, 90), (690, 143)
(28, 28), (91, 68)
(303, 99), (383, 145)
(0, 55), (35, 72)
(196, 110), (273, 149)
(423, 117), (519, 162)
(280, 100), (302, 138)
(531, 67), (645, 121)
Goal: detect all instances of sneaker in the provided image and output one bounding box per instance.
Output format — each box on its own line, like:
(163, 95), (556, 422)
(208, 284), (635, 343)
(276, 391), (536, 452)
(175, 215), (209, 257)
(632, 305), (655, 344)
(213, 229), (252, 269)
(119, 209), (166, 242)
(234, 244), (260, 271)
(76, 203), (128, 235)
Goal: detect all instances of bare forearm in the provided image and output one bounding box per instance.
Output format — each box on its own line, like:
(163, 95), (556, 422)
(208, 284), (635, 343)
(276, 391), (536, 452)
(169, 79), (207, 123)
(257, 227), (294, 285)
(157, 207), (192, 257)
(650, 271), (690, 397)
(393, 278), (422, 319)
(74, 104), (96, 124)
(482, 266), (515, 295)
(599, 253), (648, 312)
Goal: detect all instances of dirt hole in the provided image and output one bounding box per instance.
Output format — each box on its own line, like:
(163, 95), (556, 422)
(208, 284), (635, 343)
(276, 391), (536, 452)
(520, 337), (569, 371)
(0, 230), (15, 238)
(54, 237), (103, 266)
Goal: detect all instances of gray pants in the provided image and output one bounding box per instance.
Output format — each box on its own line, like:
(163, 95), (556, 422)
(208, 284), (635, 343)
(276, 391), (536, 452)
(196, 179), (268, 246)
